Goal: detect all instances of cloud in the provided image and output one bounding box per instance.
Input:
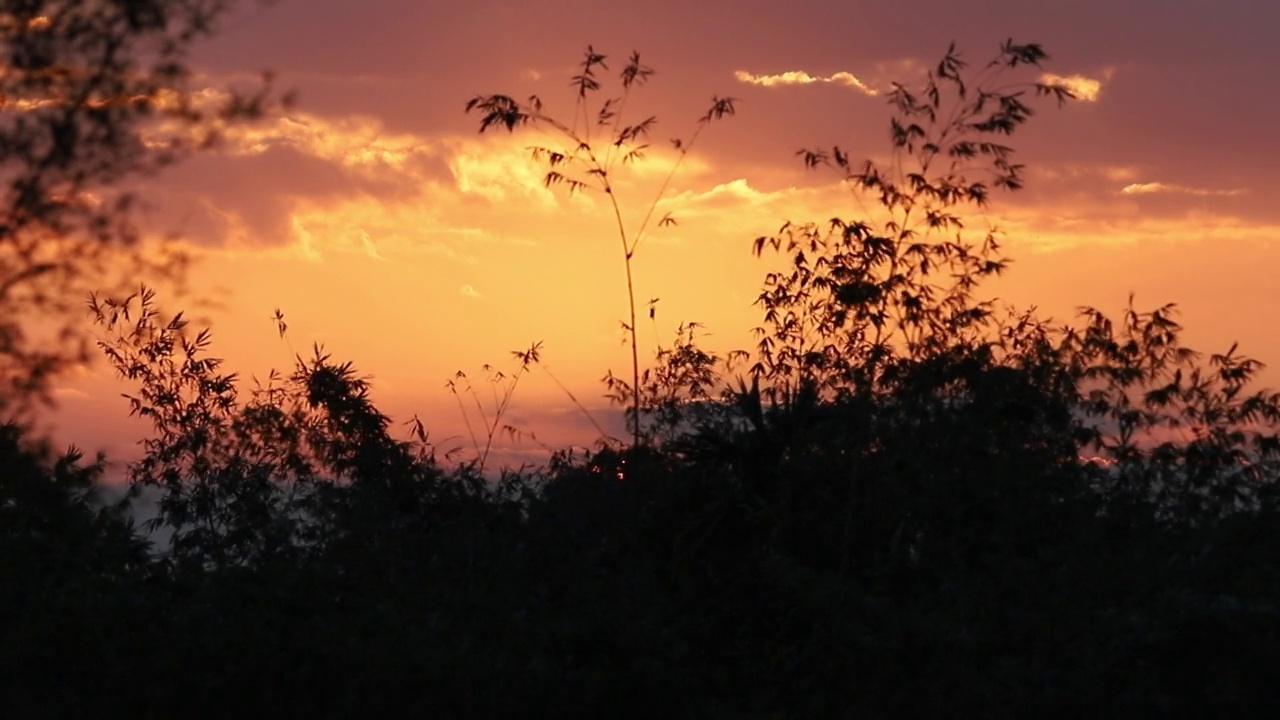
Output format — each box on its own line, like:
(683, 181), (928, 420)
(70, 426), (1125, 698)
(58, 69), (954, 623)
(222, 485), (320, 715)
(988, 193), (1280, 253)
(51, 387), (92, 402)
(212, 111), (454, 188)
(142, 143), (401, 248)
(139, 94), (568, 257)
(277, 176), (544, 266)
(671, 178), (779, 210)
(1034, 164), (1140, 183)
(651, 167), (1275, 259)
(358, 229), (385, 260)
(1039, 71), (1109, 102)
(446, 136), (562, 207)
(128, 78), (779, 262)
(734, 69), (879, 96)
(1121, 182), (1248, 197)
(460, 284), (482, 299)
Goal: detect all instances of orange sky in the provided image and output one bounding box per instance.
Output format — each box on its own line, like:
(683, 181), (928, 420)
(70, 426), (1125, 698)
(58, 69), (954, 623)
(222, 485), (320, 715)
(43, 0), (1280, 470)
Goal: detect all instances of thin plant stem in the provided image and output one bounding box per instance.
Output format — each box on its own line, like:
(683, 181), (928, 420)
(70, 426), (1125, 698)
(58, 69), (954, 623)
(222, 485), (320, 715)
(540, 363), (614, 444)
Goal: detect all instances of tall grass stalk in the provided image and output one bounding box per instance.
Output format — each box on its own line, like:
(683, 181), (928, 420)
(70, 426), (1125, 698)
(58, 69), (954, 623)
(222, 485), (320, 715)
(447, 341), (543, 474)
(467, 47), (736, 450)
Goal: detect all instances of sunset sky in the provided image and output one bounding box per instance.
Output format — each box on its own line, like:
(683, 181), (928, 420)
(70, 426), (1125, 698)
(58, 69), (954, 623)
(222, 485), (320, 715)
(46, 0), (1280, 468)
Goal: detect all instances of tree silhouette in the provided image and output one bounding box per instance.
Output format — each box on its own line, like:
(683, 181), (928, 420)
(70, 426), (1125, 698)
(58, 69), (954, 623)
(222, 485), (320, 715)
(0, 0), (281, 422)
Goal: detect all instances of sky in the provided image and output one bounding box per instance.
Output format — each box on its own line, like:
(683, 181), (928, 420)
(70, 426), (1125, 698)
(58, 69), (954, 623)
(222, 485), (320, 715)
(44, 0), (1280, 468)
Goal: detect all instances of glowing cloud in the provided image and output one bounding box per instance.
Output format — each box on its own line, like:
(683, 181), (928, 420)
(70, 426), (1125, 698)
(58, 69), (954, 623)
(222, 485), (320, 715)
(1034, 164), (1139, 183)
(1039, 72), (1106, 102)
(358, 229), (385, 260)
(734, 69), (879, 96)
(1121, 182), (1248, 197)
(218, 112), (435, 176)
(51, 387), (92, 402)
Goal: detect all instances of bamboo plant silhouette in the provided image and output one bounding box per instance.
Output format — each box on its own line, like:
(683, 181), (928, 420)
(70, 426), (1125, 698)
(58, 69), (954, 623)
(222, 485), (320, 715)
(749, 40), (1079, 409)
(733, 41), (1087, 572)
(466, 47), (736, 450)
(447, 341), (545, 474)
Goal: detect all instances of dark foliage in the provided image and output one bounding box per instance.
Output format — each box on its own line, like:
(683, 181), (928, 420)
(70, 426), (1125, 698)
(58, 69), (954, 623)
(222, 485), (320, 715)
(4, 40), (1280, 717)
(0, 0), (282, 421)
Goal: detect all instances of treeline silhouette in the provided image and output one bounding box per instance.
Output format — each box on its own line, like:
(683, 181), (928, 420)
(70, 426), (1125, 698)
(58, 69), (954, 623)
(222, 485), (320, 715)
(4, 32), (1280, 717)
